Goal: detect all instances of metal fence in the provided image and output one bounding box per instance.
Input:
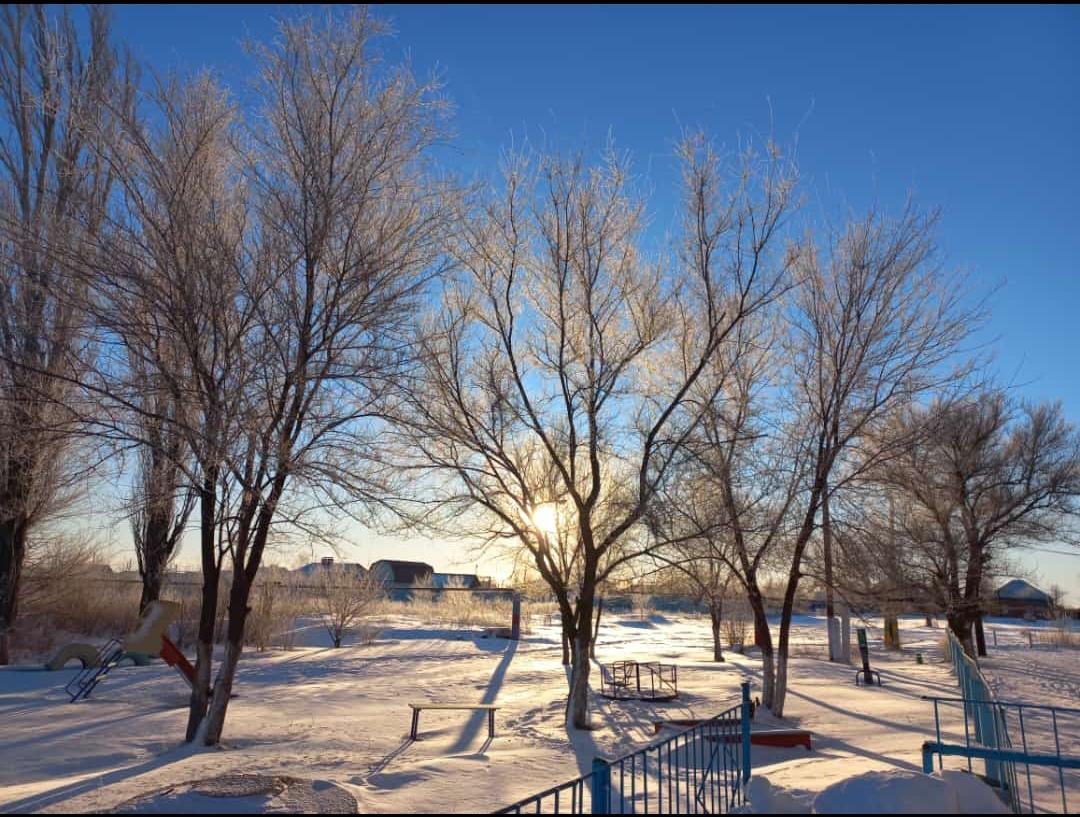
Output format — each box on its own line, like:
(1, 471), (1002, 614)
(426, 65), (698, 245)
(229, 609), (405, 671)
(495, 683), (752, 814)
(922, 629), (1079, 813)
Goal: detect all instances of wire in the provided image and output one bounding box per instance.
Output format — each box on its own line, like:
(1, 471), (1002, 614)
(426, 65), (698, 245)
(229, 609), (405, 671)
(1025, 546), (1080, 558)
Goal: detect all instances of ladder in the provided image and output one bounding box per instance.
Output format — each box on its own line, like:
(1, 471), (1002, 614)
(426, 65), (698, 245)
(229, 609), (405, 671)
(64, 639), (126, 702)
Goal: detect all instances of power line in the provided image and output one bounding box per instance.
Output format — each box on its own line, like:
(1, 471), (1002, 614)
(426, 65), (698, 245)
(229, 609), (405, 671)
(1026, 546), (1080, 559)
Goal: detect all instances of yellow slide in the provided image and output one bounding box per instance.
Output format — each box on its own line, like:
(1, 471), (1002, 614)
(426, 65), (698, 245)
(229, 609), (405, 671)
(121, 600), (182, 656)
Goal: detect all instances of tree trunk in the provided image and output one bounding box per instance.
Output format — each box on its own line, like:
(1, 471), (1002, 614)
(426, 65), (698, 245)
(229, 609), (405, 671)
(775, 587), (798, 718)
(202, 571), (252, 745)
(822, 484), (836, 661)
(883, 615), (901, 650)
(567, 628), (592, 729)
(565, 586), (596, 730)
(561, 618), (572, 665)
(137, 507), (174, 612)
(139, 559), (165, 613)
(974, 613), (987, 658)
(947, 613), (976, 658)
(0, 516), (28, 666)
(747, 588), (774, 709)
(710, 598), (725, 662)
(589, 596), (603, 660)
(185, 477), (220, 742)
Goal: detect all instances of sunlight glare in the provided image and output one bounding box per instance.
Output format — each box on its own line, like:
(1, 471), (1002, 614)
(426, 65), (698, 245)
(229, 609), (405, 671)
(531, 503), (560, 541)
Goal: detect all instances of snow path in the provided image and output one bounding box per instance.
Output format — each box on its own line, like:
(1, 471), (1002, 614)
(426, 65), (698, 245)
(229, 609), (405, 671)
(0, 615), (1074, 813)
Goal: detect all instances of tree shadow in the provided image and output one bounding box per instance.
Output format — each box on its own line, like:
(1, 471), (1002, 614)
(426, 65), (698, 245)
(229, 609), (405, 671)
(807, 736), (924, 774)
(446, 639), (518, 753)
(1, 741), (201, 813)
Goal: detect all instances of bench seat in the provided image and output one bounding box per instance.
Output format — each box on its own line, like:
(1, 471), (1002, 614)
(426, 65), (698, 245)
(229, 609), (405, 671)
(408, 702), (500, 740)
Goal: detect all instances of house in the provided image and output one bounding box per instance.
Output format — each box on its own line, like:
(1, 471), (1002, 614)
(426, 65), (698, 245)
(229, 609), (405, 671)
(993, 579), (1053, 620)
(369, 559), (434, 587)
(432, 572), (486, 589)
(296, 556), (368, 578)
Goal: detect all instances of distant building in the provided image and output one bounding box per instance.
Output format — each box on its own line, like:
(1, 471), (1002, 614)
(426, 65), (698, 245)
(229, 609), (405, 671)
(369, 559), (434, 587)
(993, 579), (1053, 620)
(296, 556), (368, 578)
(431, 572), (489, 589)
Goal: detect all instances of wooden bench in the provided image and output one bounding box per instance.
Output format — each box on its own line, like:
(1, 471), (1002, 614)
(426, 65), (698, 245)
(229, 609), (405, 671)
(408, 703), (499, 741)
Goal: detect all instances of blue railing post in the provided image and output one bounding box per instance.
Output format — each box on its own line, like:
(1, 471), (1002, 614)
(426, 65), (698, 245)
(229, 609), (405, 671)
(921, 742), (935, 774)
(740, 681), (752, 784)
(591, 757), (611, 814)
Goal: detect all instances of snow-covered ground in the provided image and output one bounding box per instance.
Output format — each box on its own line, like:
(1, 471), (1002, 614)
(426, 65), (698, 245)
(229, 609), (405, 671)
(0, 613), (1075, 813)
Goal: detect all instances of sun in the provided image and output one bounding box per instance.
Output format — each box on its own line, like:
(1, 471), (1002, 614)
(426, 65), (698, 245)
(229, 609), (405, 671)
(530, 503), (560, 541)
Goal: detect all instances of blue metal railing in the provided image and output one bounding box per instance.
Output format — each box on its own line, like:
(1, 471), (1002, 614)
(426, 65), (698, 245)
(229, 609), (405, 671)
(496, 682), (752, 814)
(922, 629), (1079, 813)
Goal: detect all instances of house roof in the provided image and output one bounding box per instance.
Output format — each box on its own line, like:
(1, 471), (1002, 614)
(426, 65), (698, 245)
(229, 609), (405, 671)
(995, 579), (1052, 604)
(371, 559), (434, 585)
(296, 561), (368, 576)
(432, 572), (480, 589)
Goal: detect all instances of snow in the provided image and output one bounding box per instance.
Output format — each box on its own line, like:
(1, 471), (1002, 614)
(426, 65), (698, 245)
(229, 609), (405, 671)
(737, 769), (1011, 814)
(0, 613), (1074, 813)
(111, 774), (358, 813)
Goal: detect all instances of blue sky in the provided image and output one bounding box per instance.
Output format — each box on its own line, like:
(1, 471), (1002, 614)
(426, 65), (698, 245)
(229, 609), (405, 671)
(102, 4), (1080, 592)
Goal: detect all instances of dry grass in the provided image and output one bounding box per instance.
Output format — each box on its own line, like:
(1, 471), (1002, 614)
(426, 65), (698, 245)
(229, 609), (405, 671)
(13, 543), (563, 660)
(380, 591), (526, 631)
(14, 569), (537, 660)
(15, 564), (309, 659)
(1036, 619), (1079, 649)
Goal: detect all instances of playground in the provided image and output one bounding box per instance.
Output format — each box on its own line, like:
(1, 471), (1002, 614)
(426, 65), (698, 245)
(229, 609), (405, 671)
(1, 611), (1076, 813)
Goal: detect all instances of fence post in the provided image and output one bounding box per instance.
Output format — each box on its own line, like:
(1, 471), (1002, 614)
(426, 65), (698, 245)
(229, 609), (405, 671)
(921, 742), (935, 774)
(511, 592), (521, 641)
(591, 757), (611, 814)
(741, 681), (752, 784)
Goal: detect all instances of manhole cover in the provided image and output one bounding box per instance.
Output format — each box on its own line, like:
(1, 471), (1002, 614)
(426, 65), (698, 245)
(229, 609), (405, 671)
(112, 773), (358, 813)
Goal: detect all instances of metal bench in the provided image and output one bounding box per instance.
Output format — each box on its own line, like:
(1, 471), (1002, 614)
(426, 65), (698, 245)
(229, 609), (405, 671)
(408, 702), (499, 740)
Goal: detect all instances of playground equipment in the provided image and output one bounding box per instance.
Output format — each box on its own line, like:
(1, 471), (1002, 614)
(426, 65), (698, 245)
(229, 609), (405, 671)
(65, 600), (197, 702)
(599, 660), (678, 701)
(854, 627), (882, 686)
(45, 642), (100, 671)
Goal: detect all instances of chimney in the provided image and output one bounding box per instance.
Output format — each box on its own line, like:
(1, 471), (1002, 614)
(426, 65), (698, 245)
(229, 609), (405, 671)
(321, 556), (334, 568)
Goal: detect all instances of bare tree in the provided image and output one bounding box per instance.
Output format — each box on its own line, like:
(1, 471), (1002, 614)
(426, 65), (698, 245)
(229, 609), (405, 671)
(129, 377), (195, 611)
(1046, 583), (1068, 619)
(392, 133), (797, 728)
(314, 568), (385, 648)
(94, 71), (253, 741)
(650, 554), (735, 663)
(193, 8), (448, 745)
(651, 312), (802, 708)
(746, 205), (977, 715)
(71, 6), (445, 746)
(72, 5), (446, 746)
(866, 391), (1080, 656)
(0, 5), (128, 663)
